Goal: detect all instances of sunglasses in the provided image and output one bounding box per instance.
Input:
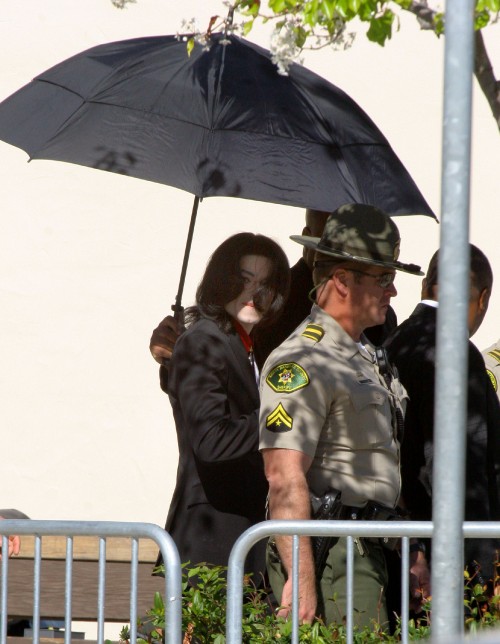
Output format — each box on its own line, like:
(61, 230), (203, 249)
(347, 269), (396, 288)
(313, 261), (396, 289)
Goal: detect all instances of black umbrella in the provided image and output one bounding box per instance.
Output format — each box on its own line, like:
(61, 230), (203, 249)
(0, 32), (435, 317)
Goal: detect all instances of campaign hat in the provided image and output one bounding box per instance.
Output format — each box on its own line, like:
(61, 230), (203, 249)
(291, 203), (423, 275)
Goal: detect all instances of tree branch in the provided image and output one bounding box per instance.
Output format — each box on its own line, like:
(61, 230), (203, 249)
(474, 29), (500, 132)
(406, 2), (500, 133)
(407, 1), (436, 30)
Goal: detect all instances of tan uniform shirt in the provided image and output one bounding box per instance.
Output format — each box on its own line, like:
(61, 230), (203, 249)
(482, 339), (500, 401)
(259, 305), (407, 508)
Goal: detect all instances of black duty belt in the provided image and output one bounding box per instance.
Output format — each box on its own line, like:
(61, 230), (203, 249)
(337, 500), (408, 522)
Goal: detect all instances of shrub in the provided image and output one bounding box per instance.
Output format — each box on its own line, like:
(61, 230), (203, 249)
(118, 563), (500, 643)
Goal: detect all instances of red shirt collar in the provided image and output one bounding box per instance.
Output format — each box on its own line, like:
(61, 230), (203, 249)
(232, 319), (253, 354)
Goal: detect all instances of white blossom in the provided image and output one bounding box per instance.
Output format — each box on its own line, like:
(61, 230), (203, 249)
(269, 20), (303, 76)
(177, 17), (198, 38)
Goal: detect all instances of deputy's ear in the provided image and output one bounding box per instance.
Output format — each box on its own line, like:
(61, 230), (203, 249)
(333, 268), (349, 290)
(336, 269), (346, 284)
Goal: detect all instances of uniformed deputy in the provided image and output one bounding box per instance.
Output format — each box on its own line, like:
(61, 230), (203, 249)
(259, 203), (430, 628)
(483, 339), (500, 402)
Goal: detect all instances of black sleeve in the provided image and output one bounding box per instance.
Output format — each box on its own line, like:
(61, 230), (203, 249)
(169, 327), (259, 465)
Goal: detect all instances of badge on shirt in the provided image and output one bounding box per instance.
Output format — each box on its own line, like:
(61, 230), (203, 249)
(266, 403), (293, 432)
(266, 362), (310, 393)
(487, 369), (498, 392)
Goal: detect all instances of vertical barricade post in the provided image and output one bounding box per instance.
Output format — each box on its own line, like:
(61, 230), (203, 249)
(433, 0), (475, 637)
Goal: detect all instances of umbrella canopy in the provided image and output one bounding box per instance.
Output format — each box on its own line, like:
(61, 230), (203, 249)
(0, 32), (435, 218)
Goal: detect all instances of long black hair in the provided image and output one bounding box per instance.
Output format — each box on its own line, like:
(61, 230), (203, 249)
(185, 232), (290, 333)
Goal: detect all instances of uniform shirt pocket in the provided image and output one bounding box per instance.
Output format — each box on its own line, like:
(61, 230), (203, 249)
(348, 385), (392, 448)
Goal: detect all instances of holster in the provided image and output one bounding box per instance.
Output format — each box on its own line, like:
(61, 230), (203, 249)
(310, 492), (408, 576)
(310, 489), (342, 577)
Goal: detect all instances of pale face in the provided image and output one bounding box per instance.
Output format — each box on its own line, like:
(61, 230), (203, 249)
(224, 255), (273, 333)
(349, 266), (398, 333)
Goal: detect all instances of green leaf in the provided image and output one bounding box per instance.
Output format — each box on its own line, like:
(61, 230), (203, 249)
(192, 588), (202, 608)
(476, 0), (500, 9)
(434, 12), (445, 36)
(153, 591), (164, 612)
(186, 38), (195, 57)
(358, 1), (376, 22)
(320, 0), (334, 20)
(246, 1), (261, 17)
(303, 0), (319, 27)
(295, 24), (308, 47)
(269, 0), (288, 12)
(335, 0), (350, 18)
(213, 635), (225, 644)
(473, 582), (485, 594)
(242, 19), (255, 35)
(475, 9), (491, 29)
(366, 10), (395, 45)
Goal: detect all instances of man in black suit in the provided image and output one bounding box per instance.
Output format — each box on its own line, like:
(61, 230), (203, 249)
(384, 244), (500, 589)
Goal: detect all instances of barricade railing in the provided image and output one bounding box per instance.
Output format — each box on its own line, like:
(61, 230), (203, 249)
(0, 520), (182, 644)
(226, 520), (500, 644)
(4, 519), (500, 644)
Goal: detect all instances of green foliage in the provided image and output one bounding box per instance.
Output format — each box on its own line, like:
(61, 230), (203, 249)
(463, 572), (500, 632)
(232, 0), (499, 49)
(118, 562), (500, 643)
(366, 10), (395, 45)
(186, 38), (195, 56)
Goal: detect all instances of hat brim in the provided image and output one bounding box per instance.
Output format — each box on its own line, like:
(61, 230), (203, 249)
(291, 235), (424, 276)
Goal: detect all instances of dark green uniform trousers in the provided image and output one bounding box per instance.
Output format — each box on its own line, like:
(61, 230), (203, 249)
(267, 536), (389, 630)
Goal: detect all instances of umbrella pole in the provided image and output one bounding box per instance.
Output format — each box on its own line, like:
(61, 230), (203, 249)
(171, 195), (201, 325)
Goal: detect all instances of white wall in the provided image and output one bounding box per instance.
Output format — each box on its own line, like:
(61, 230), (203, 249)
(1, 2), (499, 524)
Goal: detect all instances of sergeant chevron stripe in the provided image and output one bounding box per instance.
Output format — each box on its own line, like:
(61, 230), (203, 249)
(266, 403), (293, 432)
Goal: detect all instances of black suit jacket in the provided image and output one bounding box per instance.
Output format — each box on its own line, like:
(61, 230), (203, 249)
(162, 318), (268, 576)
(385, 303), (500, 579)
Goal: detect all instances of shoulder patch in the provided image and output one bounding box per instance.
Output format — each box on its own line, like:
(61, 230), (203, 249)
(266, 403), (293, 432)
(487, 350), (500, 365)
(301, 324), (325, 343)
(266, 362), (310, 393)
(486, 369), (498, 392)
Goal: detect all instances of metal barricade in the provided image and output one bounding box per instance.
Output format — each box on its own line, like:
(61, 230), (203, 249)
(0, 520), (182, 644)
(226, 519), (500, 644)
